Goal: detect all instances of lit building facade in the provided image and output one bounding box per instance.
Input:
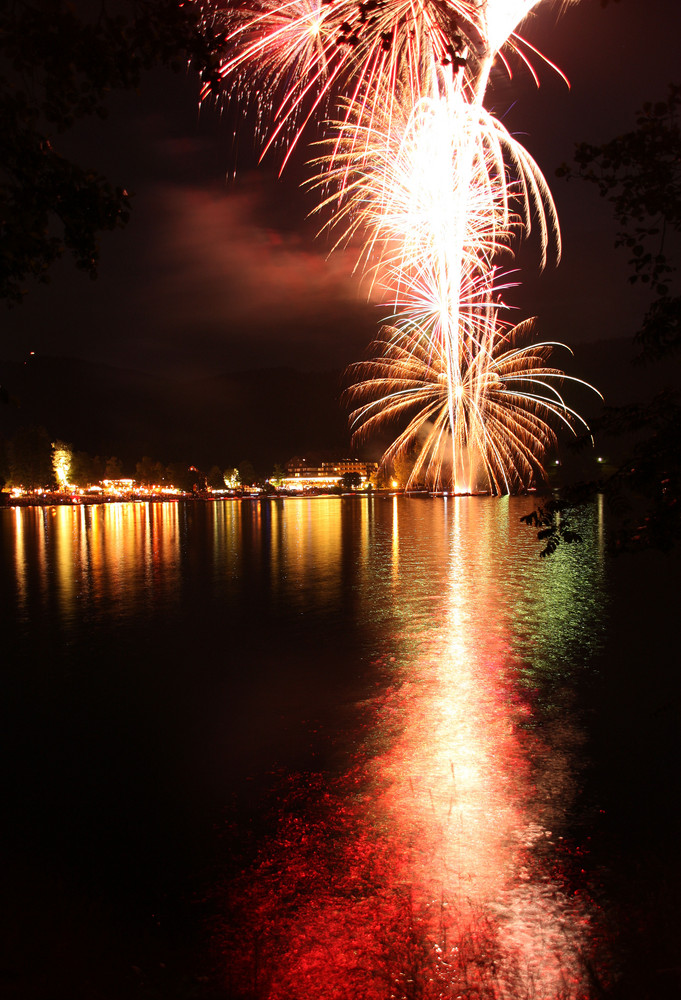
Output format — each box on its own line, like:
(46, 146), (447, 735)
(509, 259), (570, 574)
(280, 459), (379, 491)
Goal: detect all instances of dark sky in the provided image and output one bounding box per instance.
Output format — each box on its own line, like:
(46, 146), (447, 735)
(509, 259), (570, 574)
(3, 0), (679, 379)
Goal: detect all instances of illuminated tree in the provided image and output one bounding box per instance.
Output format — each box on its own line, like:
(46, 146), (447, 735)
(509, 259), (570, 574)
(392, 451), (416, 489)
(238, 460), (256, 487)
(223, 467), (241, 490)
(270, 463), (287, 486)
(51, 439), (73, 489)
(370, 466), (392, 489)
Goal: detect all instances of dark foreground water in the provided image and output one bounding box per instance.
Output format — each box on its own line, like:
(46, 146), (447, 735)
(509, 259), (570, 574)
(1, 497), (679, 999)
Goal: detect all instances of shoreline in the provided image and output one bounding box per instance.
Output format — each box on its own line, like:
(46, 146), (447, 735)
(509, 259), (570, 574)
(0, 488), (528, 508)
(1, 490), (398, 508)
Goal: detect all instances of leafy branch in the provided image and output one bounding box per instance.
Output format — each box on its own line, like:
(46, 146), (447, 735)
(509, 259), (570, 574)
(526, 83), (681, 556)
(556, 83), (681, 361)
(0, 1), (224, 304)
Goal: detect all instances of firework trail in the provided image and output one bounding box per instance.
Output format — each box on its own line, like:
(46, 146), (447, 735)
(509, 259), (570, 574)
(199, 0), (594, 491)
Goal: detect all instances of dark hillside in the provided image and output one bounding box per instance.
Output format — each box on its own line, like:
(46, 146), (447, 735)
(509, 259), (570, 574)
(1, 339), (676, 477)
(0, 357), (351, 474)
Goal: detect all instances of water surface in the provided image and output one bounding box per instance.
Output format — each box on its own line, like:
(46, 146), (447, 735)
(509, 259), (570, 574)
(2, 497), (678, 998)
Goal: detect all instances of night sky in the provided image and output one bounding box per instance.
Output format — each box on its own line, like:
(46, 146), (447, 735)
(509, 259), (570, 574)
(2, 0), (680, 380)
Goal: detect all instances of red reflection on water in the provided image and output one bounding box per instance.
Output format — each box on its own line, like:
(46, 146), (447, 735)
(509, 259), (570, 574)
(221, 772), (521, 1000)
(219, 671), (596, 999)
(220, 767), (596, 998)
(366, 627), (590, 994)
(217, 500), (602, 999)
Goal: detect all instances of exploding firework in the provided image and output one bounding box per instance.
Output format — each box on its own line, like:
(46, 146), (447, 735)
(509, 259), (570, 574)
(311, 64), (591, 492)
(198, 0), (567, 161)
(310, 68), (559, 365)
(199, 0), (595, 491)
(345, 317), (595, 493)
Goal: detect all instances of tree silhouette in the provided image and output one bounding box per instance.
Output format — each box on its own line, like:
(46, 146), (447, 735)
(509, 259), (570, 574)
(525, 84), (681, 555)
(0, 1), (222, 304)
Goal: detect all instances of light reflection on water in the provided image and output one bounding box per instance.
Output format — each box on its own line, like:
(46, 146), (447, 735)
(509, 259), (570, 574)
(218, 495), (604, 998)
(9, 502), (183, 626)
(364, 495), (604, 997)
(2, 496), (608, 997)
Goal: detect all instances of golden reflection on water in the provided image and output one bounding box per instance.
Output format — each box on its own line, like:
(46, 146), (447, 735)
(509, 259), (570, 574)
(211, 499), (244, 579)
(392, 494), (400, 584)
(7, 502), (182, 625)
(282, 497), (343, 582)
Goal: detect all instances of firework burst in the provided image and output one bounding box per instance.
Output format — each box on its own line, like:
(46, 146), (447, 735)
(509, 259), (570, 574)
(310, 67), (559, 317)
(345, 316), (596, 493)
(198, 0), (566, 160)
(198, 0), (596, 492)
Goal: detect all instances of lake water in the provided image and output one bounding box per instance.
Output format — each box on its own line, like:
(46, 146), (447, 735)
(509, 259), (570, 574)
(2, 497), (679, 999)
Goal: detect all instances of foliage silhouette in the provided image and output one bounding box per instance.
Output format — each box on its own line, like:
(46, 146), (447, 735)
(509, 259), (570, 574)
(526, 84), (681, 555)
(0, 0), (222, 304)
